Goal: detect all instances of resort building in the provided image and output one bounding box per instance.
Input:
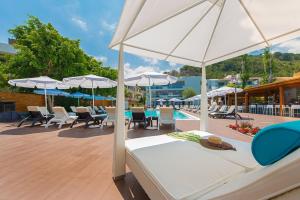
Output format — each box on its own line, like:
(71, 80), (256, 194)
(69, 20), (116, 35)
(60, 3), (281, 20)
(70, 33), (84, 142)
(147, 75), (259, 105)
(148, 76), (228, 103)
(244, 72), (300, 116)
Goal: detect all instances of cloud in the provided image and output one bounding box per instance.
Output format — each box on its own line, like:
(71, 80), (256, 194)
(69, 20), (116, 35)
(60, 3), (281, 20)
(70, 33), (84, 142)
(140, 56), (159, 65)
(94, 56), (108, 63)
(274, 38), (300, 53)
(71, 17), (88, 31)
(124, 62), (160, 77)
(101, 20), (116, 32)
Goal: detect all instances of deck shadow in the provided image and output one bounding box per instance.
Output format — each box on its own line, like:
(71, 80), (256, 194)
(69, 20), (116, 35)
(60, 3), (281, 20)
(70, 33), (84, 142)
(114, 172), (150, 200)
(0, 126), (55, 135)
(58, 126), (113, 138)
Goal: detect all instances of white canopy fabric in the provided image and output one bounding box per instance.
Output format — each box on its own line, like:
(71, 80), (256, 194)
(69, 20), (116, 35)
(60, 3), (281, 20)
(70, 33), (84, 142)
(63, 74), (117, 109)
(125, 72), (177, 86)
(125, 72), (177, 107)
(63, 74), (117, 89)
(8, 76), (70, 113)
(110, 0), (300, 67)
(207, 86), (243, 97)
(8, 76), (69, 89)
(169, 98), (182, 102)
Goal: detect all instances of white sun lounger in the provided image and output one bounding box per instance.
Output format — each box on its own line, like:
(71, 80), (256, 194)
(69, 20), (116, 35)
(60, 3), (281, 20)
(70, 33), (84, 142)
(125, 131), (300, 200)
(45, 107), (78, 129)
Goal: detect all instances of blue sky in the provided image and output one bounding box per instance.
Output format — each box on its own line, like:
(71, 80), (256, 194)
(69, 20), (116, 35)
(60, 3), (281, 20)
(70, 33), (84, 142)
(1, 0), (300, 75)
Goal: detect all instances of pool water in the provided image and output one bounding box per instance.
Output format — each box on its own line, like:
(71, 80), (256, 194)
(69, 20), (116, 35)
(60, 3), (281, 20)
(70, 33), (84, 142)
(125, 110), (189, 120)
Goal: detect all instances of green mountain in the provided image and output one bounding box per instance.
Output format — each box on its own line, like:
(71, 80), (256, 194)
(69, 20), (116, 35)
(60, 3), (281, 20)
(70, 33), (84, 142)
(168, 52), (300, 80)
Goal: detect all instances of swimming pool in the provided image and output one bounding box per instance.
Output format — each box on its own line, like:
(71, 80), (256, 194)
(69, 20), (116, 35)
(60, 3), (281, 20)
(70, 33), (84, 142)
(125, 110), (190, 120)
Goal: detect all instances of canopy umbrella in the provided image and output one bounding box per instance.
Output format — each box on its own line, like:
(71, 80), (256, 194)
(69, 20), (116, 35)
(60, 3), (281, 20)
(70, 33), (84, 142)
(110, 0), (300, 178)
(68, 92), (91, 106)
(125, 72), (177, 107)
(33, 89), (70, 96)
(8, 76), (69, 114)
(169, 98), (182, 102)
(63, 75), (117, 110)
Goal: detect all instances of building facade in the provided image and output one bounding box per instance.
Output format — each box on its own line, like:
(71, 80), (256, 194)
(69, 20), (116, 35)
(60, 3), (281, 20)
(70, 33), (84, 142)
(147, 76), (228, 104)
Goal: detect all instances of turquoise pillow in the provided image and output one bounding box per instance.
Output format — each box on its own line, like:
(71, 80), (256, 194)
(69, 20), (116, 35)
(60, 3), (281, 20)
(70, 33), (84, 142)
(251, 120), (300, 166)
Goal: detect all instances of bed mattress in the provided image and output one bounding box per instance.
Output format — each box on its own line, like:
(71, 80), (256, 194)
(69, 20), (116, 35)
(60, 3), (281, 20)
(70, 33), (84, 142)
(125, 131), (259, 200)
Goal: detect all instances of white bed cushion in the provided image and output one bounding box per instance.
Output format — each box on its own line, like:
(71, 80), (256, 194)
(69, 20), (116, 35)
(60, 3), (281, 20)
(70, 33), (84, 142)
(126, 138), (246, 200)
(191, 131), (259, 170)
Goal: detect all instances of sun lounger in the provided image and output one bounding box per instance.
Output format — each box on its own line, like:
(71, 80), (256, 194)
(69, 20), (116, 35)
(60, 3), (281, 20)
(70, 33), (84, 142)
(209, 105), (241, 119)
(104, 107), (116, 126)
(208, 105), (219, 114)
(70, 107), (106, 128)
(70, 106), (77, 113)
(128, 107), (148, 129)
(17, 106), (53, 127)
(159, 107), (175, 130)
(45, 107), (78, 129)
(125, 131), (300, 200)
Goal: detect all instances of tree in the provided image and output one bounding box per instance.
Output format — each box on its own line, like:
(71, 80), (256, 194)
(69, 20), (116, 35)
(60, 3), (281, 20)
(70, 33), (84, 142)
(182, 87), (196, 99)
(5, 16), (117, 97)
(240, 54), (250, 88)
(262, 47), (274, 83)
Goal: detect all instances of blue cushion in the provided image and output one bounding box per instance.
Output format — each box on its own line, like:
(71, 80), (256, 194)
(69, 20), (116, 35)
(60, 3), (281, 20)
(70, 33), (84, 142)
(251, 120), (300, 166)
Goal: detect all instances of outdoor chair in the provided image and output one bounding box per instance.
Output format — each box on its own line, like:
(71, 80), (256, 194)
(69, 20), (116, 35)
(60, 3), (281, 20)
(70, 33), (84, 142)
(249, 104), (257, 113)
(17, 106), (53, 127)
(290, 104), (300, 117)
(282, 105), (291, 117)
(104, 107), (116, 127)
(70, 106), (77, 113)
(256, 105), (264, 114)
(86, 106), (97, 115)
(208, 105), (220, 114)
(264, 105), (274, 115)
(128, 107), (148, 129)
(45, 107), (78, 129)
(209, 105), (242, 119)
(158, 107), (175, 130)
(274, 105), (280, 116)
(70, 107), (106, 128)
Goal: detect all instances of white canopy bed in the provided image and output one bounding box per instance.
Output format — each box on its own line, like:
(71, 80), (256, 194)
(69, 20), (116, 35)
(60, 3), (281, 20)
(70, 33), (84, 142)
(109, 0), (300, 199)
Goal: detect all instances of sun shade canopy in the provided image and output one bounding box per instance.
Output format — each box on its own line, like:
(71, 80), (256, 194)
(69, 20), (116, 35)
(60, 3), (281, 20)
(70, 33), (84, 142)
(110, 0), (300, 67)
(8, 76), (69, 89)
(63, 74), (117, 88)
(125, 72), (177, 86)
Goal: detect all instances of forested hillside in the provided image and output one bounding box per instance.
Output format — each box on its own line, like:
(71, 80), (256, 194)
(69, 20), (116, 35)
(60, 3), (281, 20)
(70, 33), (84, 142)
(168, 52), (300, 80)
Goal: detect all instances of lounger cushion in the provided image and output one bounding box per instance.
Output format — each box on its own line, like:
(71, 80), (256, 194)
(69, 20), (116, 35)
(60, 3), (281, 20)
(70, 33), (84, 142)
(252, 120), (300, 166)
(126, 132), (258, 200)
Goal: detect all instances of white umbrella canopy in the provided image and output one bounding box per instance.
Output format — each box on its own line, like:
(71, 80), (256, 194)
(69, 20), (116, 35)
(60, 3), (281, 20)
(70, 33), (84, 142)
(125, 72), (177, 107)
(110, 0), (300, 67)
(169, 98), (182, 102)
(8, 76), (70, 113)
(63, 74), (117, 88)
(125, 72), (177, 86)
(63, 74), (117, 109)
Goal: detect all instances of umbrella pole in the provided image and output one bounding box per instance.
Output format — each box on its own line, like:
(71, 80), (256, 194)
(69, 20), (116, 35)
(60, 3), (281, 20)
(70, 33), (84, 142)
(78, 97), (80, 106)
(44, 85), (48, 115)
(235, 86), (238, 126)
(92, 81), (95, 111)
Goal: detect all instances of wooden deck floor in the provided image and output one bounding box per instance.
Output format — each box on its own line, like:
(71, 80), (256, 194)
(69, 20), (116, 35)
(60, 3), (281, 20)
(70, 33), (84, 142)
(0, 112), (297, 200)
